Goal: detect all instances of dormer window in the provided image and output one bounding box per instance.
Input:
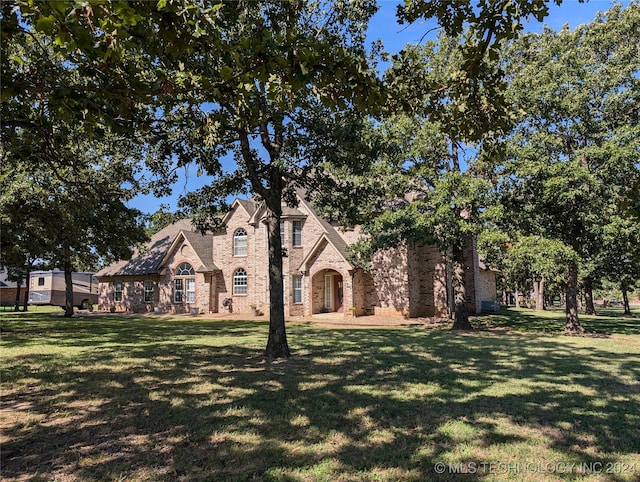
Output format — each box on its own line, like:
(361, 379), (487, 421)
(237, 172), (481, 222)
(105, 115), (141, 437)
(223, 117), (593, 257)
(233, 228), (247, 256)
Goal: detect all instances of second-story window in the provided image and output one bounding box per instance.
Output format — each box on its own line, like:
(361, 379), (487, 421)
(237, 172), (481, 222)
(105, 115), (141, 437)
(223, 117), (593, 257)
(292, 220), (303, 247)
(280, 221), (285, 246)
(233, 228), (247, 256)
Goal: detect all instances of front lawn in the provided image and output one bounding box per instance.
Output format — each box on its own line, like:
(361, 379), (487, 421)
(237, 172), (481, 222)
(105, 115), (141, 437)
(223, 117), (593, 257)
(1, 310), (639, 481)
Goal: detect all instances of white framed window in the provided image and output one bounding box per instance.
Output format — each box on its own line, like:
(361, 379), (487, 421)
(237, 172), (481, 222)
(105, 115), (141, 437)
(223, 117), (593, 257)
(174, 279), (184, 303)
(233, 228), (247, 256)
(114, 282), (123, 302)
(293, 275), (303, 304)
(176, 263), (195, 276)
(174, 263), (195, 303)
(324, 274), (333, 310)
(233, 268), (247, 295)
(292, 220), (303, 247)
(186, 279), (195, 302)
(38, 277), (45, 286)
(144, 280), (153, 302)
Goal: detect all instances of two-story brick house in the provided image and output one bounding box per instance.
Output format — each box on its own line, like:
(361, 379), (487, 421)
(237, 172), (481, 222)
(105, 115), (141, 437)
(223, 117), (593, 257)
(96, 192), (497, 318)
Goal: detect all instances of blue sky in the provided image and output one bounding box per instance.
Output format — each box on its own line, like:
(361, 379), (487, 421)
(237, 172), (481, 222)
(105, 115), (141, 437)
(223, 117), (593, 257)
(128, 0), (627, 216)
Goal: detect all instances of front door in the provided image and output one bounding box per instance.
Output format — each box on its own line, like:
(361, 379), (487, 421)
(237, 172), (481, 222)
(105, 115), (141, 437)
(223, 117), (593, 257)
(324, 272), (344, 313)
(324, 274), (333, 311)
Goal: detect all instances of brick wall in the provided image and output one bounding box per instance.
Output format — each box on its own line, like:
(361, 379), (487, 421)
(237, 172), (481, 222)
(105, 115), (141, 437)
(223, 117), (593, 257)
(407, 243), (447, 317)
(213, 204), (266, 314)
(307, 240), (352, 316)
(98, 238), (214, 314)
(370, 246), (410, 316)
(98, 275), (160, 313)
(0, 287), (19, 306)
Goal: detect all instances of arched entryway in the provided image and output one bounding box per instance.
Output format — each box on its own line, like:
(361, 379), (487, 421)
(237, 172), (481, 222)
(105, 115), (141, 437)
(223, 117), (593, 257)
(311, 269), (344, 314)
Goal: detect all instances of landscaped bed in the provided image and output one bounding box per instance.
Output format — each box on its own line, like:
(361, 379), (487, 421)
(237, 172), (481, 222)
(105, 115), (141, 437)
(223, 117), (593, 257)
(1, 307), (639, 481)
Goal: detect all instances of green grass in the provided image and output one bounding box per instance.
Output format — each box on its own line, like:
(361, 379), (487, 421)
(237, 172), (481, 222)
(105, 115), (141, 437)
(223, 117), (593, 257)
(476, 305), (640, 335)
(1, 309), (640, 481)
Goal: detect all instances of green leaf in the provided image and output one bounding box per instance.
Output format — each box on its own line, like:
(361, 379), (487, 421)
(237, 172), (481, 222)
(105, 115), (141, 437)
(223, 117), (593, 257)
(35, 15), (56, 35)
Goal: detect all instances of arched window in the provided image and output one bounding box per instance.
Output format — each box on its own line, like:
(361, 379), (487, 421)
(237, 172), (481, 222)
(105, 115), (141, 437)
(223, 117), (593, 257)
(174, 263), (195, 303)
(233, 268), (247, 295)
(233, 228), (247, 256)
(176, 263), (195, 276)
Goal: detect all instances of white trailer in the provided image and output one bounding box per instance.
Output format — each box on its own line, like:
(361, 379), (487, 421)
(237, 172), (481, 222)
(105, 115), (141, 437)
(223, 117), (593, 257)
(29, 270), (98, 309)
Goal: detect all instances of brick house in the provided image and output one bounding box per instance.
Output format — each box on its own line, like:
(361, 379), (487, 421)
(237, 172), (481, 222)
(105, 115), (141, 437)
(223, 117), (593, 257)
(96, 192), (497, 318)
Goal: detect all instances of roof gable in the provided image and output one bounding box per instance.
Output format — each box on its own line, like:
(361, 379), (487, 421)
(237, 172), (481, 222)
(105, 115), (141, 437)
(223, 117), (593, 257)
(298, 232), (354, 273)
(158, 230), (218, 273)
(96, 218), (199, 277)
(222, 198), (258, 226)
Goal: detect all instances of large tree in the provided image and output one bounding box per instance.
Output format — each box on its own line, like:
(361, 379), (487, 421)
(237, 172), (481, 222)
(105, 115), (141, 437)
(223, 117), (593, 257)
(4, 0), (594, 348)
(495, 3), (640, 331)
(166, 2), (383, 359)
(1, 129), (150, 317)
(1, 28), (154, 316)
(4, 1), (383, 357)
(346, 34), (503, 330)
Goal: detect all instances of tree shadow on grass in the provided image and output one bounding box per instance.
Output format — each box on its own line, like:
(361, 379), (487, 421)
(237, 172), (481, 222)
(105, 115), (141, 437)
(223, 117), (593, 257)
(1, 320), (640, 481)
(475, 306), (640, 336)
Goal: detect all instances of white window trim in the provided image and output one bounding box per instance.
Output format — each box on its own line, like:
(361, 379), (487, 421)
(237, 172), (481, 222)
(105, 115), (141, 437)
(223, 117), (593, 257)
(185, 278), (196, 303)
(292, 220), (303, 247)
(174, 263), (195, 303)
(234, 229), (248, 257)
(114, 281), (123, 302)
(293, 275), (303, 304)
(233, 268), (248, 295)
(144, 280), (154, 302)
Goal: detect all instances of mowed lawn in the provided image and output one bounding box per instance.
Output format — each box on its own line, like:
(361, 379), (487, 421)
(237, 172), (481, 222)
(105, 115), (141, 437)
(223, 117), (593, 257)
(1, 308), (639, 481)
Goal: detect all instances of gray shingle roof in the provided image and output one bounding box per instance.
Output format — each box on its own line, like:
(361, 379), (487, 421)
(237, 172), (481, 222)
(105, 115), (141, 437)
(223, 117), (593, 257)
(180, 230), (218, 272)
(297, 195), (351, 263)
(96, 219), (197, 277)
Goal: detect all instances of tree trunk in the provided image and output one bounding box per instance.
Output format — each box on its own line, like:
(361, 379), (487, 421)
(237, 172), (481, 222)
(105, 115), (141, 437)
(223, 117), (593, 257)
(22, 267), (31, 312)
(63, 244), (74, 318)
(514, 285), (520, 308)
(565, 264), (584, 333)
(238, 127), (290, 360)
(621, 281), (631, 316)
(263, 206), (291, 360)
(583, 277), (596, 315)
(537, 276), (546, 310)
(13, 281), (22, 312)
(450, 252), (472, 330)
